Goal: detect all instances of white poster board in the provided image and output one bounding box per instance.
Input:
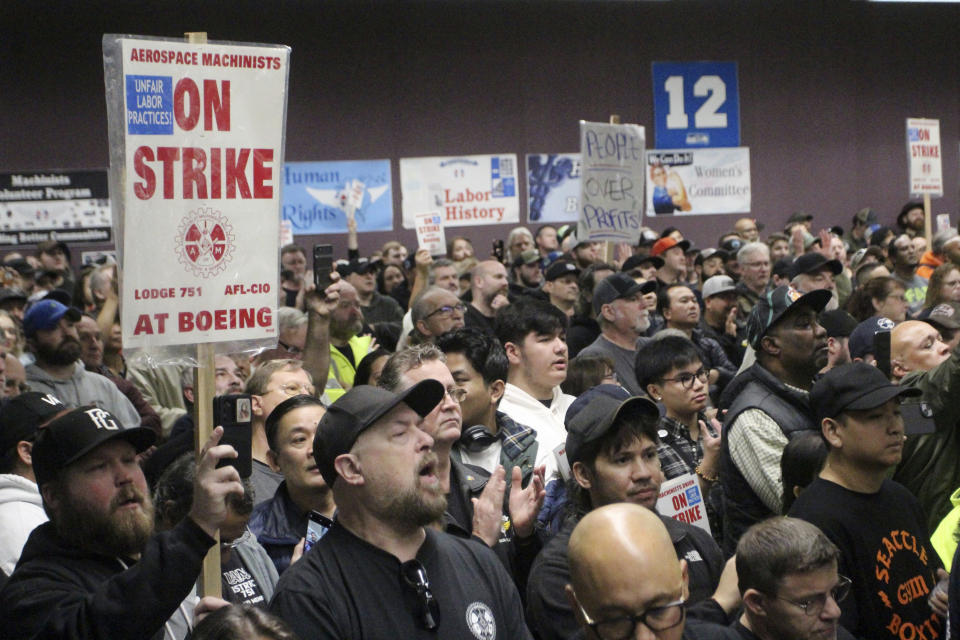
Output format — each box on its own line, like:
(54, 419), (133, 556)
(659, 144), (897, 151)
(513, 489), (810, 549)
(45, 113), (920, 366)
(656, 472), (711, 535)
(414, 211), (447, 256)
(645, 148), (751, 216)
(578, 121), (646, 244)
(103, 36), (290, 357)
(906, 118), (942, 197)
(400, 154), (520, 229)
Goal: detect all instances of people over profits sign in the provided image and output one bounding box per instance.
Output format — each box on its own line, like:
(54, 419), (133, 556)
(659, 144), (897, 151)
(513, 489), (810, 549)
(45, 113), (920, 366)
(577, 121), (646, 244)
(104, 36), (290, 350)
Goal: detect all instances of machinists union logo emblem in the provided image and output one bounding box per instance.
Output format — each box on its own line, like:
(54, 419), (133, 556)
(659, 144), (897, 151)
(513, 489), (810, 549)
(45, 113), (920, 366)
(175, 208), (235, 278)
(465, 601), (496, 640)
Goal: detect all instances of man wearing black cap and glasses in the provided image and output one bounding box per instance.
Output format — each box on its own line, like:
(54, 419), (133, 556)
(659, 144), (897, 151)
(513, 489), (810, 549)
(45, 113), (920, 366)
(719, 285), (831, 556)
(526, 386), (731, 640)
(270, 380), (532, 639)
(0, 406), (244, 640)
(789, 362), (945, 640)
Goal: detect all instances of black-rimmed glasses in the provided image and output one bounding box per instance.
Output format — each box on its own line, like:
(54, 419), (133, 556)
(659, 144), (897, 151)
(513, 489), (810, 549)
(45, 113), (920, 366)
(660, 368), (708, 389)
(424, 303), (467, 320)
(578, 597), (685, 640)
(400, 559), (440, 630)
(774, 575), (852, 616)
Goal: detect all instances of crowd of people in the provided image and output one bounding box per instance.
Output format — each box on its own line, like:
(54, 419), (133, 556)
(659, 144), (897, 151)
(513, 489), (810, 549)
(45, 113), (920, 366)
(1, 200), (960, 639)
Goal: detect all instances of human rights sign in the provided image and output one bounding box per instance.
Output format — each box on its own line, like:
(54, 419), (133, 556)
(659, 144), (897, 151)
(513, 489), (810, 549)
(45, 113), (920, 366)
(282, 160), (393, 233)
(400, 154), (520, 229)
(103, 36), (290, 354)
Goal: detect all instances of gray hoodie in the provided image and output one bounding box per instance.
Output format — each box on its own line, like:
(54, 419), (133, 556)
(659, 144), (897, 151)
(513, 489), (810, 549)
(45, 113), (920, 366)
(25, 361), (141, 429)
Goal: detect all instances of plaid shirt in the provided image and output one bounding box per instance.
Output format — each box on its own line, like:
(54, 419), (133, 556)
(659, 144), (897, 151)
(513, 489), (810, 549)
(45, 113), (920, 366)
(656, 415), (705, 480)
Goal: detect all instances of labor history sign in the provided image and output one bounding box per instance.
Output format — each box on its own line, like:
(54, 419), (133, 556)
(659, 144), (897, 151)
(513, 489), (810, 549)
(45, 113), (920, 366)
(103, 35), (290, 354)
(399, 154), (520, 229)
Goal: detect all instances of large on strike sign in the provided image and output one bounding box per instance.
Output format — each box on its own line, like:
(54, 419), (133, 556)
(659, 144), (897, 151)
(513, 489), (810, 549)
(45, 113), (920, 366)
(103, 36), (290, 354)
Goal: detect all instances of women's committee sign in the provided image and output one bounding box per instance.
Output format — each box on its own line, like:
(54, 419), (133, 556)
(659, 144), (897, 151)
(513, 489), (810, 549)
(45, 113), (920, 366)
(104, 36), (290, 352)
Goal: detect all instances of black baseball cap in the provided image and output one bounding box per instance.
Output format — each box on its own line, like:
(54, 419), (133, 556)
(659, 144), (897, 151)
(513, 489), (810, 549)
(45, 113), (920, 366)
(313, 380), (445, 485)
(790, 253), (842, 280)
(811, 361), (921, 425)
(32, 406), (156, 487)
(848, 316), (896, 360)
(818, 310), (858, 338)
(544, 260), (581, 282)
(745, 285), (832, 349)
(592, 273), (657, 315)
(622, 254), (663, 272)
(0, 392), (66, 454)
(924, 302), (960, 331)
(564, 385), (659, 466)
(336, 258), (377, 277)
(695, 248), (729, 267)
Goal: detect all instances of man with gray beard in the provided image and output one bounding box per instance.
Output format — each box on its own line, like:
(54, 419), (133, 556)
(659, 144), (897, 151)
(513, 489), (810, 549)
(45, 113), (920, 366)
(578, 273), (656, 396)
(270, 380), (533, 640)
(0, 407), (243, 639)
(23, 299), (140, 428)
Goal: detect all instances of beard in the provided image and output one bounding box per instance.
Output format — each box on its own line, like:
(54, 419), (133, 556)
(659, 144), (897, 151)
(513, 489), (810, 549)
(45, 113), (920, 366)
(376, 453), (447, 531)
(36, 336), (82, 366)
(54, 484), (155, 558)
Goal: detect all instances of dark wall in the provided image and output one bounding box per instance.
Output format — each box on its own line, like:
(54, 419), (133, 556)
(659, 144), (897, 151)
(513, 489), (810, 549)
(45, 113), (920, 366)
(3, 0), (958, 261)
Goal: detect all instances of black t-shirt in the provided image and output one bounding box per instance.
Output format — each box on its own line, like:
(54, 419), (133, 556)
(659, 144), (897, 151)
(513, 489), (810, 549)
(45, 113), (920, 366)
(788, 478), (943, 640)
(221, 550), (266, 606)
(270, 522), (533, 639)
(464, 304), (497, 337)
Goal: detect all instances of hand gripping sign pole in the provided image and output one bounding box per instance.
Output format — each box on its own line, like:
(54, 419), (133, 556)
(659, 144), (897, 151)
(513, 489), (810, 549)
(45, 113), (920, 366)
(103, 30), (291, 598)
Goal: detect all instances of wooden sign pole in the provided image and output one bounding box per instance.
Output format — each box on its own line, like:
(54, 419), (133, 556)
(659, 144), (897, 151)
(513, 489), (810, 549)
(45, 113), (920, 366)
(605, 114), (621, 264)
(923, 194), (932, 247)
(185, 30), (222, 600)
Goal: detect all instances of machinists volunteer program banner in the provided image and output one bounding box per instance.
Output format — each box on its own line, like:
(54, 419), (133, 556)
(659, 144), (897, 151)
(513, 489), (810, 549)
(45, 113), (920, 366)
(0, 170), (112, 246)
(103, 35), (290, 355)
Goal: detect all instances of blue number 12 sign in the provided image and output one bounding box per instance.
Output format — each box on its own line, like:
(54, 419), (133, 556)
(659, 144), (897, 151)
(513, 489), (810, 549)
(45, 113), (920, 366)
(652, 61), (740, 148)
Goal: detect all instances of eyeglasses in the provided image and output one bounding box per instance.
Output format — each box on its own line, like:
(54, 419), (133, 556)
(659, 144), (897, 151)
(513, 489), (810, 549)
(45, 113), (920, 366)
(577, 597), (685, 640)
(267, 382), (317, 397)
(400, 559), (440, 630)
(742, 261), (770, 269)
(774, 575), (852, 617)
(425, 303), (467, 320)
(660, 368), (708, 389)
(445, 386), (468, 403)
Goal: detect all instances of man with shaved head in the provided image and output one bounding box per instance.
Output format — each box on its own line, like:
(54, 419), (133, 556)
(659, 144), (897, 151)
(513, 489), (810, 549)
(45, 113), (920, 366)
(567, 503), (734, 640)
(890, 319), (960, 530)
(465, 260), (510, 336)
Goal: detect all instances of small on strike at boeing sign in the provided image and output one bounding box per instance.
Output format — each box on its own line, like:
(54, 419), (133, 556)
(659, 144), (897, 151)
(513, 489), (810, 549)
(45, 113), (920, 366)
(906, 118), (943, 198)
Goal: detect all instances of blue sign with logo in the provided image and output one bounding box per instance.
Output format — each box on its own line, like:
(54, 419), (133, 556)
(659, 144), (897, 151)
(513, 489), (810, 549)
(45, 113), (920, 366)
(652, 62), (739, 148)
(282, 160), (393, 233)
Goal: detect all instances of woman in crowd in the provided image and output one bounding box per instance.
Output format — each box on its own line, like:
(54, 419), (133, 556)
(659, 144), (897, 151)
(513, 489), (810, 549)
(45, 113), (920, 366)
(920, 262), (960, 316)
(846, 275), (908, 323)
